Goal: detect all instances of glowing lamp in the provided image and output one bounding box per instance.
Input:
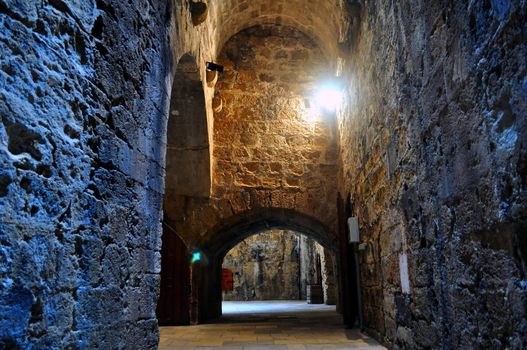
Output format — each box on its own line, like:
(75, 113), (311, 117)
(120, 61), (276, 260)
(191, 252), (202, 264)
(314, 82), (343, 112)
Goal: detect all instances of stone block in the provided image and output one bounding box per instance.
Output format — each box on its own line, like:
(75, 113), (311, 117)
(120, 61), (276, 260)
(76, 286), (123, 330)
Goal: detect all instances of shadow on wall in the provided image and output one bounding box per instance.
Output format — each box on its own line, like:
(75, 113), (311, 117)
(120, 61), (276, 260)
(157, 53), (211, 326)
(165, 53), (211, 198)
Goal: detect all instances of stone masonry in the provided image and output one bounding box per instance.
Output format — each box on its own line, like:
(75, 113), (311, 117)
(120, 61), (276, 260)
(223, 230), (337, 303)
(165, 24), (339, 251)
(0, 0), (171, 347)
(337, 1), (527, 348)
(1, 0), (526, 348)
(223, 230), (302, 301)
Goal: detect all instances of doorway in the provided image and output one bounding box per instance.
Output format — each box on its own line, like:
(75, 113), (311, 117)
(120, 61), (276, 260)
(220, 229), (338, 317)
(157, 52), (210, 326)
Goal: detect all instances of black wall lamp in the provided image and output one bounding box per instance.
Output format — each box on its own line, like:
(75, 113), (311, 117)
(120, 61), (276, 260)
(206, 61), (224, 73)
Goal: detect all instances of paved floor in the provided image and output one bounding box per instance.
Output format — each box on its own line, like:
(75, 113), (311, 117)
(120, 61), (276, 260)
(159, 301), (385, 349)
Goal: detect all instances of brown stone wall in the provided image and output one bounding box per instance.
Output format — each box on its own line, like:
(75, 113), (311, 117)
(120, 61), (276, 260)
(316, 244), (338, 305)
(337, 1), (527, 348)
(214, 25), (336, 199)
(298, 235), (318, 300)
(223, 230), (301, 301)
(222, 230), (337, 302)
(167, 25), (339, 249)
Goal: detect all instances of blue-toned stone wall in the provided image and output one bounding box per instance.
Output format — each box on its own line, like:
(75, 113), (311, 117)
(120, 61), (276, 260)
(0, 0), (171, 347)
(337, 0), (527, 348)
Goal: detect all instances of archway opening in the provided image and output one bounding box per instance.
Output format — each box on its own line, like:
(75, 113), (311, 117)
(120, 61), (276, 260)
(165, 53), (210, 198)
(188, 208), (339, 323)
(221, 229), (338, 318)
(157, 53), (210, 326)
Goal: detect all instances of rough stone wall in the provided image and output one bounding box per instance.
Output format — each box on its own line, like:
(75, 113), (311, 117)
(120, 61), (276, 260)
(166, 25), (339, 247)
(223, 230), (337, 302)
(214, 25), (336, 200)
(338, 1), (527, 348)
(316, 244), (338, 305)
(298, 235), (318, 300)
(0, 0), (171, 348)
(222, 230), (301, 301)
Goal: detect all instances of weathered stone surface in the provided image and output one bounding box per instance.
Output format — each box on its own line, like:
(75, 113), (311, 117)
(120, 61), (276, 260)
(223, 230), (337, 302)
(0, 0), (171, 347)
(317, 244), (338, 305)
(223, 230), (302, 301)
(337, 1), (527, 348)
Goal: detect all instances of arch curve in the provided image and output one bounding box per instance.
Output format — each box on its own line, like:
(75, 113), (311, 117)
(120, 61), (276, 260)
(191, 207), (338, 323)
(200, 207), (338, 261)
(207, 0), (349, 62)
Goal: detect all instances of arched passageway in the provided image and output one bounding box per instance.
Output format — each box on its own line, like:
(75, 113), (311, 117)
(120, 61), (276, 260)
(159, 1), (353, 340)
(188, 208), (338, 323)
(164, 53), (211, 198)
(222, 229), (338, 306)
(157, 53), (210, 326)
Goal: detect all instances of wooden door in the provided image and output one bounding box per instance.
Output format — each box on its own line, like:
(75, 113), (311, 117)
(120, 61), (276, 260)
(156, 222), (190, 325)
(337, 193), (360, 327)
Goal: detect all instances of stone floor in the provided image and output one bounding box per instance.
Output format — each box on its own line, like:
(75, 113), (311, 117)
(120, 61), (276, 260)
(159, 301), (386, 349)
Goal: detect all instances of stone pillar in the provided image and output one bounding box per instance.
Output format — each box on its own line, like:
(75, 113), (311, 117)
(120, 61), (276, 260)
(299, 235), (318, 299)
(317, 245), (337, 305)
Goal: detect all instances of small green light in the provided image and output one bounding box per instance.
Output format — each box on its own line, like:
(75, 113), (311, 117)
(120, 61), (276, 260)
(191, 252), (201, 264)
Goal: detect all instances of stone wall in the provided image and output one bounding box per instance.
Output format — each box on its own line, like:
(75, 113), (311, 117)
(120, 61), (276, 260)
(214, 25), (336, 197)
(337, 1), (527, 348)
(298, 235), (318, 300)
(223, 230), (301, 301)
(165, 24), (339, 249)
(223, 230), (337, 303)
(316, 244), (338, 305)
(0, 0), (171, 348)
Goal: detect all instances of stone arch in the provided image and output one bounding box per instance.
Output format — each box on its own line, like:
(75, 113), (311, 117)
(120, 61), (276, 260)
(206, 0), (351, 62)
(203, 208), (337, 260)
(165, 53), (211, 198)
(157, 53), (212, 326)
(221, 228), (337, 303)
(190, 208), (338, 323)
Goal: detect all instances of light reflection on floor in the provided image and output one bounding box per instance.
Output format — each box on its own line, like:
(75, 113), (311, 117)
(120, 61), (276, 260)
(222, 300), (336, 315)
(159, 301), (386, 349)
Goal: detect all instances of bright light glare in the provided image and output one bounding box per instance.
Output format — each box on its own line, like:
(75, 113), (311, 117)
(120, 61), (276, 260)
(304, 108), (318, 124)
(314, 83), (343, 112)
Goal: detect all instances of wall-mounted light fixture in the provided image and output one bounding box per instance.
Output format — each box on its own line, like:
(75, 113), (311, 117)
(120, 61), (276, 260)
(206, 61), (224, 73)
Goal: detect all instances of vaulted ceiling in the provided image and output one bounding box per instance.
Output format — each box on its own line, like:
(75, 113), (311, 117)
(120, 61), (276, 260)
(206, 0), (349, 61)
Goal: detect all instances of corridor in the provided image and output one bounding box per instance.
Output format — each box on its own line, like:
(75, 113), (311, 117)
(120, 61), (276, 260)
(159, 301), (385, 349)
(1, 0), (526, 348)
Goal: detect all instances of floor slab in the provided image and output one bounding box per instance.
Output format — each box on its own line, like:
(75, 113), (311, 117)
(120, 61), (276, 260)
(159, 301), (385, 349)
